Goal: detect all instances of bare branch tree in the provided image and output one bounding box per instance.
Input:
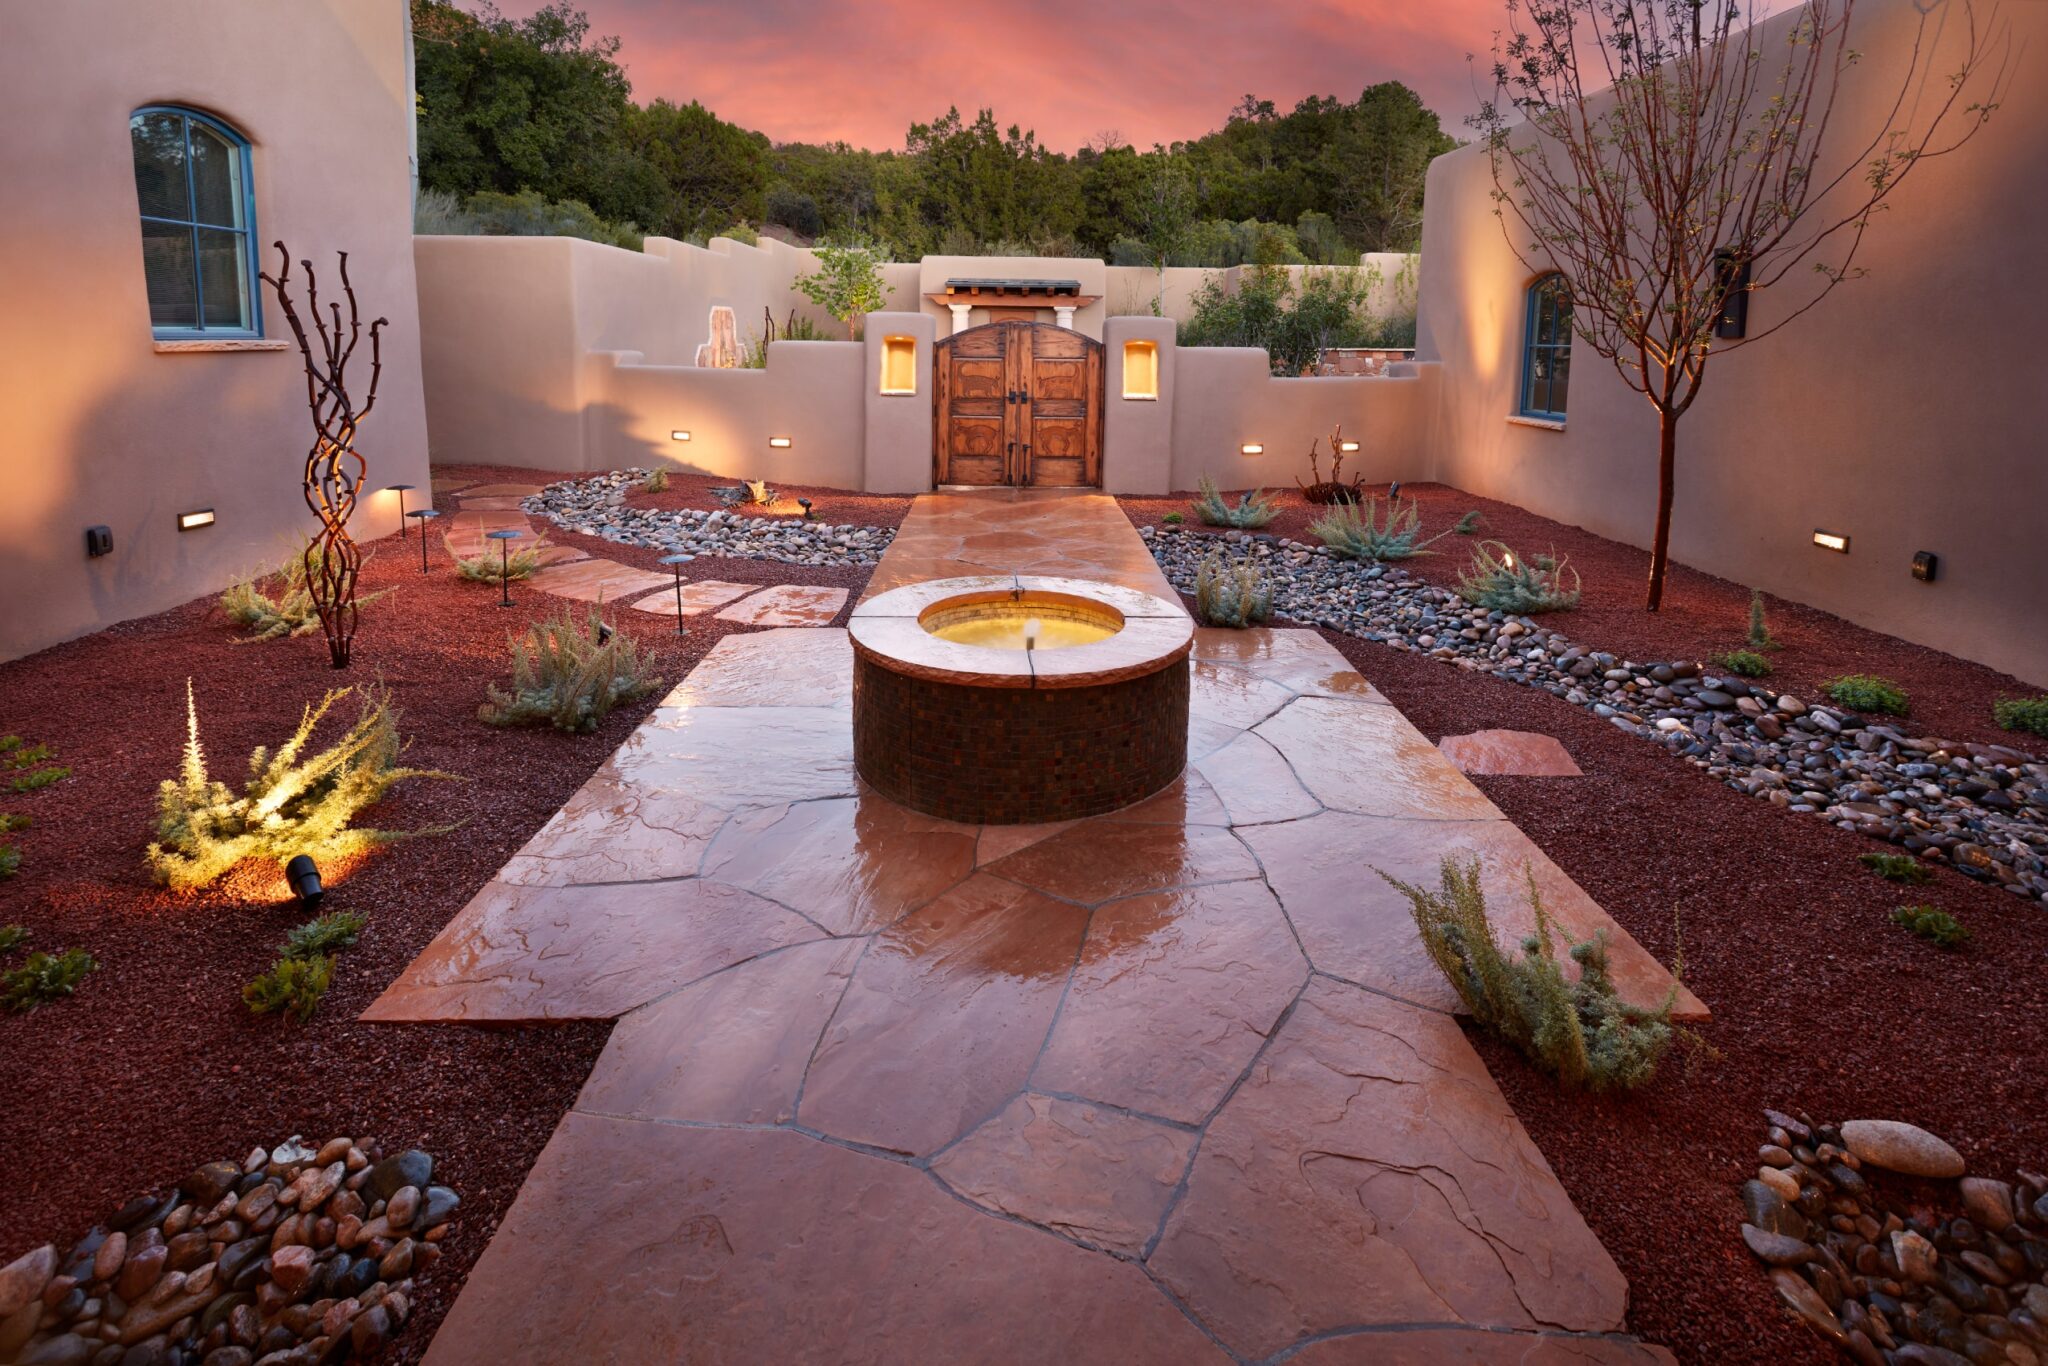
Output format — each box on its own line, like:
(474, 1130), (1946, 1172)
(1475, 0), (2009, 608)
(260, 244), (388, 668)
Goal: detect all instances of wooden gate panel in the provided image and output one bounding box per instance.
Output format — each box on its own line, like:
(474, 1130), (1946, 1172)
(935, 322), (1101, 488)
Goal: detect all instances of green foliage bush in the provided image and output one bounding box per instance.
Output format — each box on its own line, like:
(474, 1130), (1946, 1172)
(1718, 650), (1773, 679)
(0, 925), (24, 954)
(1890, 904), (1968, 949)
(1378, 857), (1681, 1091)
(283, 910), (368, 961)
(1309, 496), (1444, 562)
(641, 468), (670, 493)
(1456, 542), (1581, 614)
(222, 545), (389, 644)
(1193, 551), (1273, 628)
(1825, 674), (1909, 716)
(2, 948), (96, 1013)
(1189, 475), (1277, 529)
(414, 186), (644, 250)
(1746, 589), (1778, 652)
(1178, 266), (1401, 376)
(451, 538), (550, 584)
(1992, 696), (2048, 738)
(1860, 851), (1933, 884)
(2, 736), (69, 792)
(1161, 511), (1184, 526)
(797, 236), (887, 338)
(1453, 510), (1482, 535)
(148, 682), (454, 892)
(0, 846), (17, 881)
(480, 606), (661, 734)
(243, 954), (334, 1023)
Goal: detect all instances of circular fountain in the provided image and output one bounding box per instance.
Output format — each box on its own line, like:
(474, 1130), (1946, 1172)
(849, 576), (1192, 824)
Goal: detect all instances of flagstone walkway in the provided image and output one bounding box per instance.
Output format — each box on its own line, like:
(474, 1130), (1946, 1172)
(372, 489), (1696, 1365)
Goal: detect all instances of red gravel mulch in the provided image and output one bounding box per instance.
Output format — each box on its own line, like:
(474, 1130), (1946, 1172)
(1315, 627), (2048, 1365)
(1120, 482), (2046, 750)
(0, 513), (871, 1363)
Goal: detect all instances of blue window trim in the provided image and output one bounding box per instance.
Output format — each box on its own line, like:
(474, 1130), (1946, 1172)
(132, 105), (263, 340)
(1518, 273), (1571, 420)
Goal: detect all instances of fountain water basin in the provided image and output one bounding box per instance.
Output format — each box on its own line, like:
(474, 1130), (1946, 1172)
(850, 576), (1192, 825)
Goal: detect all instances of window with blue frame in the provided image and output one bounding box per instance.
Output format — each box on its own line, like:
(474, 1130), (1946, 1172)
(130, 107), (260, 337)
(1519, 273), (1572, 420)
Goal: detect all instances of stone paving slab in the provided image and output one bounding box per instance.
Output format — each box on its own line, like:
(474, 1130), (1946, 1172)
(623, 579), (762, 617)
(712, 582), (848, 626)
(525, 557), (674, 603)
(1442, 728), (1586, 776)
(387, 490), (1693, 1363)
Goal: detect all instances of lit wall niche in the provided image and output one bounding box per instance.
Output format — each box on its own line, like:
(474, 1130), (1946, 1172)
(880, 335), (918, 395)
(1122, 340), (1159, 400)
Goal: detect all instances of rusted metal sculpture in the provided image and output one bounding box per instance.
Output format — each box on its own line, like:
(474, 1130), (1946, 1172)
(260, 243), (386, 668)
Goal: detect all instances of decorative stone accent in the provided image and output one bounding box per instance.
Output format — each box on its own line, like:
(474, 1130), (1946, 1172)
(1438, 728), (1584, 776)
(525, 470), (894, 567)
(1737, 1108), (2048, 1365)
(0, 1136), (454, 1364)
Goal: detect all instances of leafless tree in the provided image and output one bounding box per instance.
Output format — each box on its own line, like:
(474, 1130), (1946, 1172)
(261, 244), (387, 668)
(1475, 0), (2008, 608)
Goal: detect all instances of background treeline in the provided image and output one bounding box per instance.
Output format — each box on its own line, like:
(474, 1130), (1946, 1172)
(411, 0), (1459, 264)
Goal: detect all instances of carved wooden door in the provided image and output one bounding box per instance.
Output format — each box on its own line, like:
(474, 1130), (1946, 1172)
(935, 322), (1102, 487)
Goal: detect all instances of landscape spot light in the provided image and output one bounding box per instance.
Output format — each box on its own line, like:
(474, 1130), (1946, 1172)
(178, 508), (216, 532)
(670, 430), (692, 442)
(485, 528), (524, 607)
(769, 436), (793, 449)
(1388, 480), (1402, 501)
(1813, 529), (1849, 554)
(1911, 551), (1938, 582)
(284, 854), (324, 908)
(386, 484), (416, 537)
(1240, 443), (1264, 456)
(408, 509), (442, 572)
(659, 552), (695, 636)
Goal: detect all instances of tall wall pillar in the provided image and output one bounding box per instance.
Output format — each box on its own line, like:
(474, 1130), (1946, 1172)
(1101, 316), (1176, 495)
(861, 311), (937, 494)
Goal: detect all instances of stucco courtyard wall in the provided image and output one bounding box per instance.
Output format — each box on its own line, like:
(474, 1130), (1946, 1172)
(1416, 0), (2048, 687)
(0, 0), (429, 662)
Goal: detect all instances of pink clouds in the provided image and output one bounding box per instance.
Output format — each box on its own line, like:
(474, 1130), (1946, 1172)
(563, 0), (1500, 150)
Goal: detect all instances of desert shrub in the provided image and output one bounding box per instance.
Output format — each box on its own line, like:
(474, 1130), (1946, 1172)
(1454, 510), (1482, 535)
(2, 736), (69, 792)
(780, 317), (830, 341)
(1296, 425), (1364, 505)
(1161, 511), (1184, 526)
(222, 545), (388, 644)
(1189, 475), (1277, 529)
(450, 538), (550, 584)
(0, 846), (17, 880)
(1310, 496), (1445, 561)
(1379, 856), (1681, 1091)
(1718, 650), (1773, 678)
(711, 480), (780, 509)
(416, 186), (643, 251)
(243, 954), (333, 1022)
(2, 948), (96, 1013)
(1992, 696), (2048, 738)
(1891, 904), (1968, 949)
(720, 223), (759, 246)
(642, 468), (670, 493)
(479, 606), (661, 734)
(147, 682), (455, 892)
(1746, 589), (1779, 652)
(0, 925), (24, 954)
(283, 909), (367, 961)
(1456, 542), (1581, 614)
(1825, 674), (1909, 716)
(1180, 264), (1377, 375)
(1194, 551), (1273, 628)
(1860, 851), (1933, 884)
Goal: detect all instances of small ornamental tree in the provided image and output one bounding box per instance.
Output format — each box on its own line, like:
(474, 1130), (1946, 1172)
(1476, 0), (2007, 609)
(1135, 147), (1195, 314)
(796, 235), (888, 338)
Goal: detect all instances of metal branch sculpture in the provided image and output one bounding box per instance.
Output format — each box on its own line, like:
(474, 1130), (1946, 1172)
(260, 243), (387, 668)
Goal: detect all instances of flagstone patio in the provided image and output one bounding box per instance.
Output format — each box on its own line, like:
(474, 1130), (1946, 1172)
(369, 491), (1698, 1364)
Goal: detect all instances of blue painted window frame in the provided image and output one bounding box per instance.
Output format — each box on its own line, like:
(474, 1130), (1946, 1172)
(1518, 273), (1571, 420)
(131, 105), (262, 339)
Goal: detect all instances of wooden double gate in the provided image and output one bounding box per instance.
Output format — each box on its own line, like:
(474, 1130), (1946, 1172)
(933, 322), (1103, 487)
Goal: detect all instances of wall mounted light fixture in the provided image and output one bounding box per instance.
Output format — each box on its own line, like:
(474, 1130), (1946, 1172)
(1911, 551), (1938, 582)
(1240, 443), (1264, 456)
(670, 429), (692, 442)
(178, 509), (216, 532)
(1337, 440), (1361, 453)
(769, 436), (793, 449)
(1813, 529), (1850, 553)
(84, 526), (113, 558)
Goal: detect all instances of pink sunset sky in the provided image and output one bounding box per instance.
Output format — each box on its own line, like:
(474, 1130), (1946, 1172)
(557, 0), (1506, 150)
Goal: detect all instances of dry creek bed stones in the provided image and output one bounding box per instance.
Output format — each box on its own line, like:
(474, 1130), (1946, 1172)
(1737, 1107), (2048, 1364)
(525, 469), (894, 568)
(0, 1135), (460, 1366)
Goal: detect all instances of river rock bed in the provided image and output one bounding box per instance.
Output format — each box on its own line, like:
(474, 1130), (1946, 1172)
(1147, 526), (2048, 904)
(1738, 1108), (2048, 1364)
(525, 470), (895, 567)
(0, 1135), (459, 1366)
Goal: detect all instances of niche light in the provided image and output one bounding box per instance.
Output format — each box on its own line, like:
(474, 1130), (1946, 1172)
(1813, 529), (1850, 554)
(880, 335), (918, 395)
(177, 508), (216, 532)
(1122, 340), (1159, 400)
(769, 436), (793, 449)
(1240, 443), (1264, 456)
(670, 429), (692, 442)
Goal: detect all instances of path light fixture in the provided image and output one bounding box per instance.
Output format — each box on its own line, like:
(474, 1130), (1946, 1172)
(659, 552), (695, 635)
(386, 484), (416, 537)
(408, 509), (441, 571)
(486, 527), (523, 607)
(284, 854), (324, 908)
(798, 498), (814, 521)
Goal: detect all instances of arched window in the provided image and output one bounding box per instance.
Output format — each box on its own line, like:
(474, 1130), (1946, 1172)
(1519, 273), (1571, 420)
(130, 107), (259, 337)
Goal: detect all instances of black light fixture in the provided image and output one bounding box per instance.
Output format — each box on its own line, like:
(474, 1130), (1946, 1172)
(387, 483), (417, 537)
(408, 508), (442, 571)
(798, 497), (815, 521)
(486, 527), (524, 607)
(1911, 551), (1939, 582)
(1388, 480), (1403, 502)
(284, 854), (324, 907)
(84, 526), (113, 558)
(659, 552), (695, 635)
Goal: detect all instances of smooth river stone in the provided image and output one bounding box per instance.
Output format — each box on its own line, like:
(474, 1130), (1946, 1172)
(1841, 1120), (1966, 1178)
